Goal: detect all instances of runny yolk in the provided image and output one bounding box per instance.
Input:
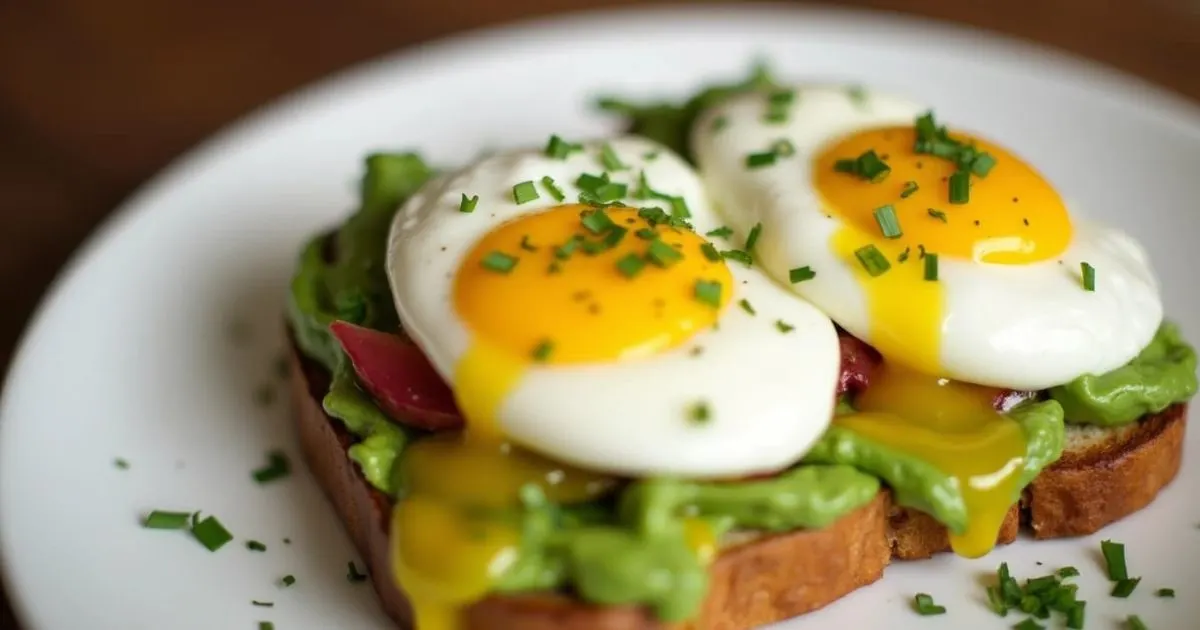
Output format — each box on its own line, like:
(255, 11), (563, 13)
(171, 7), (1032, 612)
(834, 363), (1025, 558)
(814, 125), (1059, 557)
(391, 204), (732, 630)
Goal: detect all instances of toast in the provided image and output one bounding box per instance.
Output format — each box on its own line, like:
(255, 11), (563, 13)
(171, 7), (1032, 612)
(290, 342), (1187, 629)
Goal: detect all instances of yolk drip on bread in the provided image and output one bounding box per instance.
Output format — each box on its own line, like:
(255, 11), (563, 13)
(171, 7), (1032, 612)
(391, 204), (732, 630)
(816, 126), (1069, 557)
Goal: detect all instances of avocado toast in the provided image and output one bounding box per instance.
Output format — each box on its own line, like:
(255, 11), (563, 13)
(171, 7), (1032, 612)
(284, 70), (1198, 629)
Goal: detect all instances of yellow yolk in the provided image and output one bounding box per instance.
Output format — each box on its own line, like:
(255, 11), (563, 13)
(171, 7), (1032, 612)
(392, 204), (732, 630)
(816, 125), (1057, 557)
(835, 364), (1025, 558)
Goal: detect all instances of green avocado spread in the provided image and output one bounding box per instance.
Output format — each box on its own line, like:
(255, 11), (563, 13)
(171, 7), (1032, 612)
(285, 67), (1197, 621)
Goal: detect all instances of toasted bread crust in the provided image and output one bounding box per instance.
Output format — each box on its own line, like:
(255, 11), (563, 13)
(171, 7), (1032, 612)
(290, 345), (1186, 630)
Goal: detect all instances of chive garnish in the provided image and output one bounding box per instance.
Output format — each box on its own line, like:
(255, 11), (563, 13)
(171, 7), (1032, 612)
(114, 458), (130, 470)
(582, 209), (615, 234)
(873, 205), (902, 239)
(927, 208), (948, 222)
(948, 170), (970, 204)
(1111, 577), (1141, 598)
(281, 575), (296, 587)
(576, 172), (608, 193)
(855, 150), (891, 182)
(694, 280), (722, 307)
(347, 561), (368, 583)
(1126, 615), (1148, 630)
(638, 207), (669, 226)
(616, 253), (645, 278)
(738, 299), (756, 315)
(593, 182), (627, 202)
(252, 601), (274, 607)
(1081, 262), (1096, 291)
(1057, 567), (1080, 578)
(581, 240), (606, 255)
(602, 226), (628, 249)
(259, 623), (274, 630)
(772, 139), (796, 157)
(252, 450), (291, 484)
(720, 250), (753, 266)
(459, 194), (479, 213)
(246, 540), (267, 552)
(512, 181), (539, 205)
(700, 243), (722, 262)
(541, 176), (565, 202)
(775, 320), (795, 333)
(1156, 588), (1175, 598)
(900, 181), (919, 198)
(143, 510), (192, 530)
(912, 593), (946, 616)
(924, 253), (939, 281)
(847, 85), (867, 106)
(745, 222), (763, 252)
(789, 266), (816, 283)
(192, 516), (234, 552)
(647, 239), (683, 267)
(1012, 619), (1044, 630)
(746, 152), (777, 169)
(834, 159), (857, 173)
(689, 401), (711, 424)
(555, 236), (581, 259)
(599, 143), (627, 171)
(972, 152), (997, 177)
(768, 89), (795, 106)
(1101, 540), (1128, 580)
(635, 228), (656, 240)
(544, 134), (582, 160)
(1067, 603), (1086, 629)
(986, 586), (1007, 615)
(854, 244), (891, 277)
(531, 340), (554, 362)
(706, 226), (733, 239)
(897, 247), (911, 263)
(481, 251), (519, 273)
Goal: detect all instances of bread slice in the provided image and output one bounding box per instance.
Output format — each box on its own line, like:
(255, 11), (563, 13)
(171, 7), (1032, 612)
(289, 344), (1186, 630)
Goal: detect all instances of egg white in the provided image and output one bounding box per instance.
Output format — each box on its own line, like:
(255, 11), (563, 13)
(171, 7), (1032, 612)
(386, 136), (841, 477)
(691, 86), (1163, 390)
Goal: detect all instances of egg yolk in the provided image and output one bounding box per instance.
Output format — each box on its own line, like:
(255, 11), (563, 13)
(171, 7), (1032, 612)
(815, 124), (1060, 557)
(392, 204), (732, 630)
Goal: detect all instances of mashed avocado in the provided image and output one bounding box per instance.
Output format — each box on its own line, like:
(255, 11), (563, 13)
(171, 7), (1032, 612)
(1051, 322), (1198, 426)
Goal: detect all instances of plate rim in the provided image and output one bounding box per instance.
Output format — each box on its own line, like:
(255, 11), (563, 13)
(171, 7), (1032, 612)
(3, 3), (1200, 627)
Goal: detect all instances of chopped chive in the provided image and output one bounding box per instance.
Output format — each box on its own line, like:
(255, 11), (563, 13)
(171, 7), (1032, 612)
(575, 172), (608, 193)
(581, 209), (615, 234)
(1081, 262), (1096, 291)
(481, 251), (519, 273)
(897, 247), (911, 263)
(114, 458), (130, 470)
(347, 561), (369, 583)
(259, 623), (274, 630)
(738, 299), (756, 315)
(948, 171), (970, 204)
(544, 134), (582, 160)
(246, 540), (267, 552)
(915, 111), (938, 141)
(972, 152), (997, 177)
(854, 244), (891, 277)
(720, 250), (753, 266)
(1013, 619), (1044, 630)
(540, 176), (565, 202)
(281, 575), (296, 587)
(1057, 566), (1080, 578)
(771, 139), (796, 157)
(745, 222), (763, 252)
(872, 205), (902, 239)
(789, 266), (816, 283)
(644, 151), (659, 161)
(518, 235), (538, 252)
(927, 208), (948, 222)
(616, 253), (646, 278)
(1155, 587), (1175, 598)
(688, 401), (711, 425)
(834, 159), (857, 173)
(531, 340), (554, 362)
(252, 450), (291, 484)
(143, 510), (192, 530)
(912, 593), (946, 616)
(512, 181), (539, 205)
(459, 194), (479, 213)
(593, 182), (628, 202)
(706, 226), (733, 239)
(900, 181), (919, 198)
(847, 85), (867, 106)
(555, 236), (581, 259)
(581, 240), (607, 255)
(635, 228), (657, 239)
(1126, 615), (1148, 630)
(924, 253), (939, 281)
(711, 116), (728, 132)
(599, 143), (627, 171)
(763, 106), (788, 124)
(252, 601), (274, 608)
(694, 280), (722, 307)
(647, 239), (684, 267)
(856, 150), (891, 183)
(1018, 595), (1040, 613)
(768, 89), (795, 106)
(700, 243), (722, 262)
(1101, 540), (1128, 580)
(986, 586), (1007, 616)
(775, 320), (795, 333)
(746, 152), (777, 169)
(602, 226), (628, 249)
(637, 206), (669, 226)
(192, 516), (234, 552)
(1024, 576), (1058, 594)
(667, 196), (691, 220)
(1066, 603), (1085, 629)
(1111, 577), (1141, 598)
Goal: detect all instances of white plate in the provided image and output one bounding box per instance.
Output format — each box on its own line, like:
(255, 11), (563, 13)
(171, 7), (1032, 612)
(3, 5), (1200, 630)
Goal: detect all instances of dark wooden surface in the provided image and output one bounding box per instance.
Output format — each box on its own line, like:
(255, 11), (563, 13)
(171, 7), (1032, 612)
(0, 0), (1196, 627)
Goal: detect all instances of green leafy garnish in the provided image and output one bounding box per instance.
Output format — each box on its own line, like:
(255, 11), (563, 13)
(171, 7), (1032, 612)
(927, 208), (947, 222)
(854, 244), (891, 277)
(694, 279), (722, 307)
(544, 134), (583, 160)
(1102, 540), (1128, 580)
(541, 176), (565, 202)
(948, 170), (970, 204)
(688, 401), (711, 424)
(924, 253), (939, 281)
(648, 239), (683, 267)
(738, 299), (756, 315)
(512, 181), (540, 205)
(706, 226), (733, 239)
(1081, 262), (1096, 292)
(912, 593), (946, 616)
(1126, 615), (1148, 630)
(192, 516), (233, 552)
(746, 152), (777, 169)
(459, 194), (479, 213)
(600, 143), (628, 171)
(582, 209), (616, 234)
(246, 540), (267, 552)
(789, 266), (816, 283)
(873, 205), (902, 239)
(900, 181), (919, 198)
(700, 242), (721, 262)
(616, 253), (646, 278)
(481, 251), (519, 273)
(1156, 588), (1175, 598)
(531, 340), (555, 362)
(745, 222), (763, 252)
(281, 575), (296, 587)
(252, 450), (291, 484)
(775, 320), (794, 333)
(720, 250), (753, 266)
(143, 511), (192, 530)
(1111, 578), (1141, 598)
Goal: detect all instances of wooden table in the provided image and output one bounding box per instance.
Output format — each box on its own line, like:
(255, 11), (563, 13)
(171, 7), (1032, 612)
(0, 0), (1196, 627)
